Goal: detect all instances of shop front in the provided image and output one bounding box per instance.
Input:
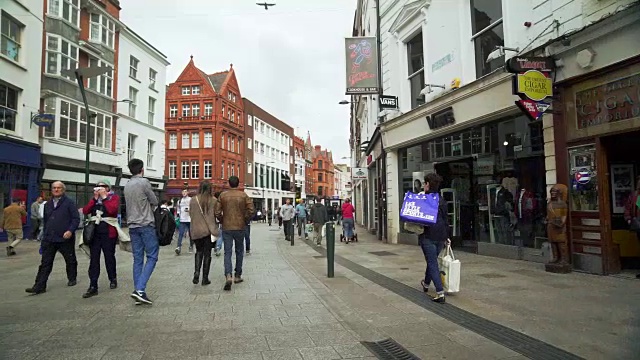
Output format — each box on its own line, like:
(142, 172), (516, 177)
(382, 70), (549, 261)
(363, 128), (387, 240)
(554, 57), (640, 275)
(0, 138), (42, 242)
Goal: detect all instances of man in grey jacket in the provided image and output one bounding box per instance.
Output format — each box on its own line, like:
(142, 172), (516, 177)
(124, 158), (158, 305)
(279, 199), (295, 242)
(310, 198), (329, 246)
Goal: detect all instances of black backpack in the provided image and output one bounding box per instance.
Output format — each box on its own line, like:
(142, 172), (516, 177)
(154, 207), (176, 246)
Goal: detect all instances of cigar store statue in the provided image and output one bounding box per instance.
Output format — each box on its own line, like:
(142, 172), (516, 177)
(545, 184), (572, 273)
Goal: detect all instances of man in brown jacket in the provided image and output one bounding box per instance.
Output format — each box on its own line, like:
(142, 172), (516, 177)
(215, 176), (254, 291)
(2, 199), (27, 256)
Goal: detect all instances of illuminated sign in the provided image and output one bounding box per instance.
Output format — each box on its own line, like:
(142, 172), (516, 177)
(515, 70), (553, 101)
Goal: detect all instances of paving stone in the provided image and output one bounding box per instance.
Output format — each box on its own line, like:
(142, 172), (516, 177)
(261, 349), (303, 360)
(298, 346), (342, 360)
(197, 353), (262, 360)
(265, 332), (315, 350)
(307, 330), (359, 346)
(332, 343), (375, 358)
(280, 316), (311, 326)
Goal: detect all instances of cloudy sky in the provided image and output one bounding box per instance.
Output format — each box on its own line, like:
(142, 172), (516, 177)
(121, 0), (356, 162)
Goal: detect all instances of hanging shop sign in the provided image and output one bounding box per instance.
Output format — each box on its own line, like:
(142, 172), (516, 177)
(513, 70), (553, 101)
(426, 107), (455, 130)
(506, 56), (555, 73)
(352, 167), (368, 180)
(515, 99), (551, 121)
(575, 73), (640, 129)
(379, 95), (398, 110)
(345, 37), (379, 95)
(31, 113), (55, 127)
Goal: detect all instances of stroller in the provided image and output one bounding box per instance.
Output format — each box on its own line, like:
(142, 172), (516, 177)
(339, 222), (358, 243)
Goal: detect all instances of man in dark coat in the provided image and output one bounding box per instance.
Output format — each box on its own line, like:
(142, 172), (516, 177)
(26, 181), (80, 295)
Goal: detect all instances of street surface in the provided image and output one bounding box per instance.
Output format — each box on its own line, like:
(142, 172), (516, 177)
(0, 223), (638, 359)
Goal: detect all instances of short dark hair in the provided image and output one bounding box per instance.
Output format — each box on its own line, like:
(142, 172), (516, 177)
(128, 158), (144, 176)
(424, 173), (443, 193)
(160, 200), (168, 206)
(228, 176), (240, 188)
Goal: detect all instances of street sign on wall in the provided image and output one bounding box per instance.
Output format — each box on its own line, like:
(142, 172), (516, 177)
(345, 37), (379, 95)
(352, 167), (368, 180)
(514, 70), (553, 101)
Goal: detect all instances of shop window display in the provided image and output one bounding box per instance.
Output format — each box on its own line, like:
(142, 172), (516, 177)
(569, 145), (598, 211)
(398, 115), (547, 249)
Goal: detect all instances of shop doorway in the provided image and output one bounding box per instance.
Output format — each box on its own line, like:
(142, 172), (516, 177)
(602, 130), (640, 274)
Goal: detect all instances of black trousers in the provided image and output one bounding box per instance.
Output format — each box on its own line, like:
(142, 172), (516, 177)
(33, 240), (78, 291)
(88, 232), (117, 288)
(30, 218), (41, 239)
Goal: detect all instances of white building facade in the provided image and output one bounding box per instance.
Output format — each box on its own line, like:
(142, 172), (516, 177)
(115, 25), (170, 197)
(351, 0), (639, 263)
(0, 0), (44, 237)
(334, 164), (351, 200)
(294, 142), (306, 200)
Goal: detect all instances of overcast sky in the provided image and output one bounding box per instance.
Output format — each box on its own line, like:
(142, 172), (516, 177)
(121, 0), (356, 163)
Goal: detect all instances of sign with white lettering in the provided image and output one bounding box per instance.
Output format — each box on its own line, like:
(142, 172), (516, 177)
(379, 95), (398, 109)
(515, 99), (551, 121)
(575, 73), (640, 129)
(352, 167), (368, 180)
(506, 57), (555, 73)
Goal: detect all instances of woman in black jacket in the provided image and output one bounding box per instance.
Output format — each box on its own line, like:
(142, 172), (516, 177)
(419, 173), (451, 303)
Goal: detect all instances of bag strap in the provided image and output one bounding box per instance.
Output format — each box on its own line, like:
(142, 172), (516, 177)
(195, 196), (215, 236)
(447, 244), (455, 260)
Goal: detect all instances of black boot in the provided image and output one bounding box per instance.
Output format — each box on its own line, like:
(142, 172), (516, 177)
(193, 252), (204, 284)
(201, 254), (212, 286)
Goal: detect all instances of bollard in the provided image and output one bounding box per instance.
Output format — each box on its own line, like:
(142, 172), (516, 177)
(290, 220), (295, 246)
(326, 221), (335, 278)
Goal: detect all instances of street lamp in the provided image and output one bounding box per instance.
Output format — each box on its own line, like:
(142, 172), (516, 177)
(62, 65), (113, 201)
(338, 100), (350, 105)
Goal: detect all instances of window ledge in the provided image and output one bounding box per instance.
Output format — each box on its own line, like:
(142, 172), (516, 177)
(129, 76), (141, 83)
(0, 54), (27, 71)
(149, 86), (158, 93)
(45, 14), (80, 31)
(147, 167), (157, 171)
(45, 138), (117, 155)
(85, 88), (114, 101)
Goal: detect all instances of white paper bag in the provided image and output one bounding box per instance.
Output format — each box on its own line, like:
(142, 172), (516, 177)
(438, 245), (461, 293)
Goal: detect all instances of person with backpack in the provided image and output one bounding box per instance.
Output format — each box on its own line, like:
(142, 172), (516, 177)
(189, 180), (219, 285)
(81, 180), (120, 298)
(124, 158), (159, 305)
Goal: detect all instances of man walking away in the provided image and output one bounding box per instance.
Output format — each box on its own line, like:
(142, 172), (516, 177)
(267, 208), (273, 226)
(215, 176), (254, 291)
(175, 189), (192, 255)
(25, 182), (79, 294)
(280, 199), (295, 241)
(2, 199), (27, 256)
(29, 197), (44, 241)
(296, 199), (308, 240)
(310, 198), (329, 246)
(124, 158), (159, 305)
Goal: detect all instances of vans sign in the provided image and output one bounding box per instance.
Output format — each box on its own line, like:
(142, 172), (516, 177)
(379, 95), (398, 110)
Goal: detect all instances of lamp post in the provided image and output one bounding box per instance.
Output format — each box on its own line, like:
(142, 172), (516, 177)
(62, 65), (113, 201)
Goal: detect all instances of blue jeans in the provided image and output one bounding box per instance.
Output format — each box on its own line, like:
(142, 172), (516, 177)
(244, 224), (251, 252)
(418, 236), (444, 293)
(215, 230), (223, 252)
(177, 222), (191, 249)
(223, 230), (245, 276)
(130, 226), (159, 293)
(342, 218), (354, 238)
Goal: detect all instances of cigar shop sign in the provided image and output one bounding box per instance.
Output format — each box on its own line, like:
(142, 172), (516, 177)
(508, 56), (554, 121)
(576, 73), (640, 129)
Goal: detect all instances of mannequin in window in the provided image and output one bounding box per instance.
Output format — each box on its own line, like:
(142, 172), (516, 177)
(501, 174), (518, 203)
(547, 184), (569, 265)
(515, 188), (537, 247)
(451, 176), (470, 203)
(494, 181), (514, 244)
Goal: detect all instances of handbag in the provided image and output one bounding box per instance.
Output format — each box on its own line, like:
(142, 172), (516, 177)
(400, 191), (440, 226)
(195, 196), (218, 243)
(82, 219), (96, 246)
(437, 245), (461, 293)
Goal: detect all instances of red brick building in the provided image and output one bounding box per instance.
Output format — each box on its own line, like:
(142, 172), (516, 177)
(312, 145), (335, 198)
(164, 57), (245, 197)
(304, 134), (315, 199)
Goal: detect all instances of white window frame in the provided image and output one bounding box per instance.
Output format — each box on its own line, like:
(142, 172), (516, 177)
(56, 100), (112, 149)
(231, 137), (235, 153)
(169, 133), (177, 149)
(192, 86), (200, 95)
(87, 56), (113, 97)
(0, 82), (19, 132)
(247, 138), (252, 149)
(204, 103), (213, 116)
(248, 115), (253, 127)
(45, 34), (78, 80)
(191, 132), (199, 148)
(47, 0), (79, 27)
(149, 68), (157, 90)
(127, 134), (137, 161)
(89, 13), (114, 49)
(169, 160), (177, 179)
(191, 160), (200, 179)
(1, 12), (23, 62)
(128, 87), (138, 118)
(182, 104), (190, 117)
(204, 131), (212, 148)
(129, 56), (139, 79)
(169, 104), (178, 118)
(204, 160), (212, 179)
(182, 86), (190, 96)
(192, 104), (200, 117)
(248, 163), (252, 174)
(147, 140), (155, 168)
(470, 0), (505, 78)
(181, 133), (190, 149)
(181, 161), (189, 179)
(148, 97), (156, 125)
(221, 133), (225, 149)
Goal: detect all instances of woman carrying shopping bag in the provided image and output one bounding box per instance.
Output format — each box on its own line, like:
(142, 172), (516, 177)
(418, 173), (450, 303)
(190, 180), (220, 285)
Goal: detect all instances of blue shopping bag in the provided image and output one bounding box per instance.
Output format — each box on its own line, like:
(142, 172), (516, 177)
(400, 192), (440, 225)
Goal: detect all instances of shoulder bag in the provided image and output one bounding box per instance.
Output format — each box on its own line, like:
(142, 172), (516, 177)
(195, 196), (218, 243)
